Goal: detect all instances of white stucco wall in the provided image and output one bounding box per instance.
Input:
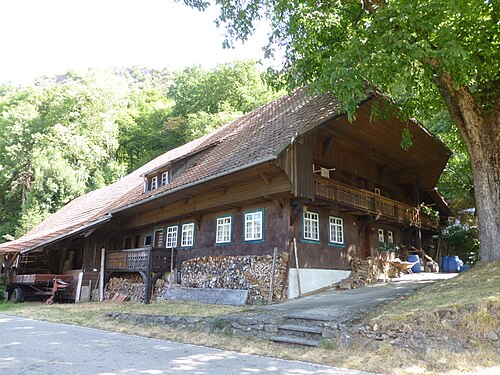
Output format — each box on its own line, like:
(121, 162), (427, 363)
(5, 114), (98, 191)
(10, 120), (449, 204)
(288, 268), (351, 299)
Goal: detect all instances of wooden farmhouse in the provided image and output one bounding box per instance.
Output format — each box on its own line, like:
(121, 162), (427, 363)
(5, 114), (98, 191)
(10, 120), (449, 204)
(0, 88), (450, 303)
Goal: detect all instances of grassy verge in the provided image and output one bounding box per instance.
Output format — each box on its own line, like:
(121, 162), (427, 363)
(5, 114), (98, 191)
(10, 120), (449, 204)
(374, 262), (500, 321)
(1, 263), (499, 374)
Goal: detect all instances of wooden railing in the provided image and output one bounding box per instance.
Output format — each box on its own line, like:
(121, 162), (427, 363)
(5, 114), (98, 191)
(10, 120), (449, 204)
(106, 247), (176, 273)
(314, 175), (440, 230)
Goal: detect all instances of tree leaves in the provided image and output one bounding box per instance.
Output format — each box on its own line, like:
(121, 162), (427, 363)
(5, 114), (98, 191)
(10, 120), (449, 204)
(0, 61), (277, 241)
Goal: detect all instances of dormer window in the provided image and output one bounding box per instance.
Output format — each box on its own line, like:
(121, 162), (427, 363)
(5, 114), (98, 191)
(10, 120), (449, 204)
(161, 171), (169, 186)
(151, 176), (158, 190)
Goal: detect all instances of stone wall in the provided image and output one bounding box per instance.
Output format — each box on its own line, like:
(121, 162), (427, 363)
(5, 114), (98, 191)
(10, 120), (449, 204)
(180, 252), (289, 304)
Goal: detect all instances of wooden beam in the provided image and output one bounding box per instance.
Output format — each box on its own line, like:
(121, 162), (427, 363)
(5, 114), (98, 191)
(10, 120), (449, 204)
(272, 197), (284, 218)
(260, 173), (271, 186)
(290, 203), (304, 226)
(216, 186), (228, 195)
(379, 164), (391, 181)
(191, 214), (202, 230)
(322, 137), (335, 159)
(119, 174), (291, 230)
(412, 175), (420, 205)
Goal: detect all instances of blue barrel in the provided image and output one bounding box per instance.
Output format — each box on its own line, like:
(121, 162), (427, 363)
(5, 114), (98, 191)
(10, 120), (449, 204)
(448, 256), (461, 273)
(441, 256), (449, 273)
(408, 254), (421, 273)
(459, 264), (470, 272)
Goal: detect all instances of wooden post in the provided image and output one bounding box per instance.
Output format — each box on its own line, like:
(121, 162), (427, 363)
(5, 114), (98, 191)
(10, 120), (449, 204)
(268, 247), (278, 303)
(293, 238), (302, 297)
(170, 248), (174, 272)
(75, 271), (84, 302)
(145, 247), (154, 304)
(99, 248), (105, 302)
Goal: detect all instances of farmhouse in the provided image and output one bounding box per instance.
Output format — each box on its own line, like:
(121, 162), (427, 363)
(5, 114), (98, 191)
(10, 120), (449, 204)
(0, 88), (450, 303)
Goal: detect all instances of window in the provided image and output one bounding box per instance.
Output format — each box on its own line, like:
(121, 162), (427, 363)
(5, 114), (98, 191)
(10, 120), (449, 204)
(244, 210), (263, 241)
(378, 229), (385, 243)
(166, 226), (178, 248)
(387, 230), (394, 244)
(144, 234), (152, 246)
(329, 216), (344, 244)
(161, 171), (169, 186)
(303, 211), (320, 241)
(374, 187), (381, 195)
(216, 216), (232, 244)
(181, 223), (194, 247)
(151, 176), (158, 190)
(154, 229), (164, 247)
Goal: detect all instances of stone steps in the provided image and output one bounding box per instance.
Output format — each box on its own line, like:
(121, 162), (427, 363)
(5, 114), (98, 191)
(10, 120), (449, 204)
(267, 314), (331, 347)
(278, 324), (323, 335)
(269, 335), (320, 347)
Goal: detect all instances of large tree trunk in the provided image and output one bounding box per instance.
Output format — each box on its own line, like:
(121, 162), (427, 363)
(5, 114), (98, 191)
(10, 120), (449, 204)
(434, 71), (500, 262)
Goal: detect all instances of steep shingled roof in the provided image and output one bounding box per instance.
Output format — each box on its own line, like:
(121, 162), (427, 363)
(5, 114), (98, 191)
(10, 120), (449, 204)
(0, 88), (342, 254)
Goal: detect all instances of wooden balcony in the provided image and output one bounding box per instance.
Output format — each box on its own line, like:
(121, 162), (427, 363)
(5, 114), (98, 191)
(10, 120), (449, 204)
(314, 175), (440, 230)
(106, 247), (176, 273)
(105, 247), (176, 303)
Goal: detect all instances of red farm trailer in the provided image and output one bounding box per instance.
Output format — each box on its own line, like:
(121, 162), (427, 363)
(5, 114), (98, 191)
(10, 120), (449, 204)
(7, 274), (75, 304)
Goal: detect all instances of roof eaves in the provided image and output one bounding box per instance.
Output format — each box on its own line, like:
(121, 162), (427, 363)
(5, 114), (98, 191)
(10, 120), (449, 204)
(112, 156), (278, 215)
(19, 214), (112, 255)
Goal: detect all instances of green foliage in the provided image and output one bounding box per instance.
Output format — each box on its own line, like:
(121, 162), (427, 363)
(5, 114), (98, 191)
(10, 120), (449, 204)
(188, 1), (498, 117)
(423, 111), (474, 213)
(169, 60), (279, 116)
(0, 61), (277, 241)
(443, 225), (480, 266)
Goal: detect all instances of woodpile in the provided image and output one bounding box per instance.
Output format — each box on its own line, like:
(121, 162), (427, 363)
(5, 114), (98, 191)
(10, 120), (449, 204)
(180, 253), (289, 304)
(104, 272), (179, 303)
(105, 274), (145, 302)
(337, 257), (380, 289)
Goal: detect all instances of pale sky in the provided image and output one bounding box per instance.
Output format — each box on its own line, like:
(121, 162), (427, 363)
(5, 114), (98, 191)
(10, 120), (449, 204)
(0, 0), (275, 85)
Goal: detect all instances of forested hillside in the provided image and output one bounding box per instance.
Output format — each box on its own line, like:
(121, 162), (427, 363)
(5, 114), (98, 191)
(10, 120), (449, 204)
(0, 61), (279, 241)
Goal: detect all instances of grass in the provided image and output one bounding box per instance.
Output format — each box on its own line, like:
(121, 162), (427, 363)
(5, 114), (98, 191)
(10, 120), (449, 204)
(1, 263), (499, 374)
(373, 262), (500, 322)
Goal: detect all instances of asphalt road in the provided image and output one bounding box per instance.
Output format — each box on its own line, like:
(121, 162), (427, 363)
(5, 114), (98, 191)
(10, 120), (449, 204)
(0, 314), (372, 375)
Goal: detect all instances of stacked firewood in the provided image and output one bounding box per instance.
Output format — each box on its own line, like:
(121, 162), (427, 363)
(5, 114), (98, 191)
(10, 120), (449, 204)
(180, 253), (288, 304)
(337, 257), (381, 289)
(105, 275), (145, 302)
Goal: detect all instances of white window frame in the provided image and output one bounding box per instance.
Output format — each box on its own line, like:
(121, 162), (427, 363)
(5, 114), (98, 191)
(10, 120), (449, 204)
(378, 229), (385, 243)
(181, 223), (194, 247)
(387, 230), (394, 244)
(165, 225), (178, 248)
(329, 216), (344, 244)
(161, 171), (169, 186)
(216, 216), (232, 244)
(374, 187), (381, 195)
(303, 211), (320, 241)
(244, 210), (263, 241)
(150, 176), (158, 190)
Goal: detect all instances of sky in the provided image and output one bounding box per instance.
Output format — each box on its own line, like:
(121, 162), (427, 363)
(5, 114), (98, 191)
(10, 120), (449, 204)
(0, 0), (275, 85)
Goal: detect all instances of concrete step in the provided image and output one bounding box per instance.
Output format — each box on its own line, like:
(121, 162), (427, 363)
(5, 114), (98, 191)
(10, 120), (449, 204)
(284, 312), (335, 323)
(269, 335), (320, 347)
(278, 324), (323, 335)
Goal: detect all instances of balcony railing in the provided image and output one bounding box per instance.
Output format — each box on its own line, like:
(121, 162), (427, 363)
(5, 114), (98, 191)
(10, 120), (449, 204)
(314, 175), (440, 229)
(105, 247), (177, 304)
(106, 247), (176, 273)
